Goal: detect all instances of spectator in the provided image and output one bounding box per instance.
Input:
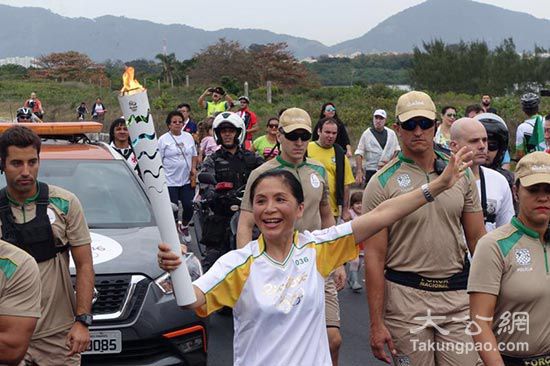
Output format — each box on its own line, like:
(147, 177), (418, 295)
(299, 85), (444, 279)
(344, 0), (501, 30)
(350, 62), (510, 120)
(434, 105), (457, 152)
(312, 102), (352, 157)
(465, 104), (483, 118)
(251, 117), (279, 160)
(24, 92), (44, 119)
(197, 117), (219, 162)
(236, 96), (259, 150)
(354, 109), (400, 186)
(176, 103), (198, 142)
(481, 94), (497, 114)
(198, 87), (233, 117)
(108, 118), (140, 176)
(91, 97), (107, 123)
(545, 114), (550, 153)
(158, 111), (198, 241)
(76, 102), (88, 121)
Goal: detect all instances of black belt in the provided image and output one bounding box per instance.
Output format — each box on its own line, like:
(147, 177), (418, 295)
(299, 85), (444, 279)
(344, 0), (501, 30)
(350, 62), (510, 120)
(385, 257), (470, 292)
(501, 353), (550, 366)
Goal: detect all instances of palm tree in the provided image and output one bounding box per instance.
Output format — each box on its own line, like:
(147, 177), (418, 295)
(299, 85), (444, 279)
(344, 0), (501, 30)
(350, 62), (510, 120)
(155, 53), (177, 86)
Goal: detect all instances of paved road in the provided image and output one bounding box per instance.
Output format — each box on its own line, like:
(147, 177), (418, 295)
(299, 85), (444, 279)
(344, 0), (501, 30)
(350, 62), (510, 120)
(206, 285), (388, 366)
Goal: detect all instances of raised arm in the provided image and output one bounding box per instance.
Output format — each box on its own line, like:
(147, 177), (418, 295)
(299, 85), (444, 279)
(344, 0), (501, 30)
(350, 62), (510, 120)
(352, 146), (473, 244)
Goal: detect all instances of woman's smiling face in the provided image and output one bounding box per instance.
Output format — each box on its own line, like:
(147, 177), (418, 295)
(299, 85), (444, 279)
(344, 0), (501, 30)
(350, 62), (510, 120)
(252, 176), (304, 241)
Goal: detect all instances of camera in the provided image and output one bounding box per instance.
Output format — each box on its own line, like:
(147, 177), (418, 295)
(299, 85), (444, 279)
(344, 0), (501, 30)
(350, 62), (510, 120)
(28, 100), (35, 109)
(208, 88), (216, 93)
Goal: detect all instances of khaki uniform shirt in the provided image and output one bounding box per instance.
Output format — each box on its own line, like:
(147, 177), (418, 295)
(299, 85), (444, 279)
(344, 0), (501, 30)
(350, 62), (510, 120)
(0, 240), (41, 318)
(362, 153), (482, 277)
(468, 217), (550, 357)
(0, 184), (91, 339)
(241, 156), (329, 232)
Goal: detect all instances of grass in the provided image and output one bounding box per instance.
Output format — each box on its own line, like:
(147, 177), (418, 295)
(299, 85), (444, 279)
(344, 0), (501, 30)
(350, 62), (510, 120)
(0, 79), (546, 150)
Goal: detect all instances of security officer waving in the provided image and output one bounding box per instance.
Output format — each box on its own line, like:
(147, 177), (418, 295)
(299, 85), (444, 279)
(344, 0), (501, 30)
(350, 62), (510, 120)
(199, 112), (264, 270)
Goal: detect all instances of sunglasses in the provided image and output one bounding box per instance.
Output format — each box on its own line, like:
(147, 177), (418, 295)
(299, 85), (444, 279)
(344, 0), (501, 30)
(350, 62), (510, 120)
(399, 118), (435, 131)
(267, 124), (279, 129)
(445, 113), (457, 118)
(325, 107), (336, 112)
(282, 129), (312, 141)
(487, 141), (499, 151)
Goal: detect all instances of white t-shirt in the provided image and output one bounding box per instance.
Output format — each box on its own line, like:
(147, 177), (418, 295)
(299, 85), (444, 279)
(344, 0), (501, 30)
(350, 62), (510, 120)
(158, 132), (197, 186)
(476, 166), (515, 232)
(515, 117), (537, 153)
(193, 222), (358, 366)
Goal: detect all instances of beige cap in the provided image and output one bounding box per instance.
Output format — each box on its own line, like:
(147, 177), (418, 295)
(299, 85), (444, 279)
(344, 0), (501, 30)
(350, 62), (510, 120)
(515, 152), (550, 187)
(395, 91), (436, 122)
(279, 108), (312, 133)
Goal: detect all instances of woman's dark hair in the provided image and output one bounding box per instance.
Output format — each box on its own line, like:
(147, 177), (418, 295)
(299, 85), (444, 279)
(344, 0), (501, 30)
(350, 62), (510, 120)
(316, 117), (338, 134)
(108, 118), (127, 144)
(350, 191), (363, 206)
(177, 103), (191, 111)
(441, 106), (457, 115)
(464, 104), (482, 116)
(165, 110), (184, 126)
(266, 116), (279, 126)
(250, 170), (304, 205)
(313, 103), (350, 147)
(0, 125), (41, 167)
(197, 117), (215, 143)
(277, 108), (287, 118)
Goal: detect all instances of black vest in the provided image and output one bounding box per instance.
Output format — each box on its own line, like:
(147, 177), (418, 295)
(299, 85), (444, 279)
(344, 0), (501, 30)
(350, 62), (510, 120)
(211, 149), (259, 189)
(0, 182), (67, 262)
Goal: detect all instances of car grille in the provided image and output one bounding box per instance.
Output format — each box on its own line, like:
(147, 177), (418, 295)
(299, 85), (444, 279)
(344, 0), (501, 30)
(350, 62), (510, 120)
(92, 274), (149, 323)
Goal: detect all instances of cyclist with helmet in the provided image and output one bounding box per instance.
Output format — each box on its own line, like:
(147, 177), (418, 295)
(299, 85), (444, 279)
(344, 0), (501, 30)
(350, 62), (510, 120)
(516, 92), (543, 159)
(15, 107), (42, 123)
(199, 112), (264, 270)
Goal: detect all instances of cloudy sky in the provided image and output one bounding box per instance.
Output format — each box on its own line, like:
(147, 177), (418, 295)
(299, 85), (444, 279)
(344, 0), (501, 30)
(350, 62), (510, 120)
(0, 0), (549, 45)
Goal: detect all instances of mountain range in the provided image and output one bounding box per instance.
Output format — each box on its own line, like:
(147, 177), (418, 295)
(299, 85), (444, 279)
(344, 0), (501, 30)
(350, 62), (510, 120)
(0, 0), (549, 61)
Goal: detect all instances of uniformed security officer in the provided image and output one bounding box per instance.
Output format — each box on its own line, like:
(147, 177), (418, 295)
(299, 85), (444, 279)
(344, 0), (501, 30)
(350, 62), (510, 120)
(199, 112), (264, 271)
(469, 152), (550, 366)
(0, 125), (94, 365)
(363, 91), (487, 365)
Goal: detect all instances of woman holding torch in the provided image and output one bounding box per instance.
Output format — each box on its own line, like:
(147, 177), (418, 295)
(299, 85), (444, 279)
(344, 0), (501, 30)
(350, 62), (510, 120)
(158, 146), (473, 365)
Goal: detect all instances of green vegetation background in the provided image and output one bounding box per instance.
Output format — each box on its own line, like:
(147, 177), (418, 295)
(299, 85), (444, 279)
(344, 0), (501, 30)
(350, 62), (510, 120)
(1, 79), (546, 153)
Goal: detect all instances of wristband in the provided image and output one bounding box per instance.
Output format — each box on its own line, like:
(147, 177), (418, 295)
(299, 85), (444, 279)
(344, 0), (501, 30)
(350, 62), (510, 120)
(421, 183), (435, 202)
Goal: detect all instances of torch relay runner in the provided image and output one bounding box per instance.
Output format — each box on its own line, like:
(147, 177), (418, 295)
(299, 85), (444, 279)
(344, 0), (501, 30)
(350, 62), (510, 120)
(118, 66), (195, 306)
(157, 146), (474, 365)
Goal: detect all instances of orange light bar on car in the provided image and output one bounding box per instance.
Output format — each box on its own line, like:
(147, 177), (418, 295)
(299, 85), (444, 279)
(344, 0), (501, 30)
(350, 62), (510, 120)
(0, 122), (103, 135)
(163, 325), (207, 352)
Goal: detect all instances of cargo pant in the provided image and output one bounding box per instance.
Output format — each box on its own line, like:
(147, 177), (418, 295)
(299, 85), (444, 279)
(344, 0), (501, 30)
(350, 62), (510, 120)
(384, 280), (482, 366)
(21, 328), (81, 366)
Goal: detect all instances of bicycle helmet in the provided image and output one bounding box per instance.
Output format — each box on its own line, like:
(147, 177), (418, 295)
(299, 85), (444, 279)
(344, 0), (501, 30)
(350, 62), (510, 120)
(520, 92), (540, 110)
(213, 112), (246, 146)
(16, 107), (33, 121)
(475, 113), (509, 168)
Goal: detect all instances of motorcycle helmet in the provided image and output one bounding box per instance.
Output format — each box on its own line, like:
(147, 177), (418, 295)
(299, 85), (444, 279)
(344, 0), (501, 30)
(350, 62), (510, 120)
(475, 113), (509, 168)
(213, 112), (246, 147)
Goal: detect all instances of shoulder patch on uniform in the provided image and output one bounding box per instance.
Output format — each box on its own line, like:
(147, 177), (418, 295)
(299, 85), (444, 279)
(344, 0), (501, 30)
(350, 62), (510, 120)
(0, 257), (17, 280)
(497, 230), (523, 257)
(377, 160), (402, 188)
(305, 162), (326, 179)
(49, 197), (69, 215)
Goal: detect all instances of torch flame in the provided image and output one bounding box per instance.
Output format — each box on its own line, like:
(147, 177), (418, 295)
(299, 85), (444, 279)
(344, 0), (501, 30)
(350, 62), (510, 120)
(120, 66), (145, 95)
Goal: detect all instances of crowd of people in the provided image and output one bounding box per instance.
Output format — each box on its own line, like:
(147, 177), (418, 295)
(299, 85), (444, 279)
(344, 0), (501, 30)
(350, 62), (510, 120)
(1, 86), (549, 366)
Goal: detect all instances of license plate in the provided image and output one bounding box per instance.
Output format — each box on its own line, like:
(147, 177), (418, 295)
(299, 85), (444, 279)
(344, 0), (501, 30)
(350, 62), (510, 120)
(83, 330), (122, 354)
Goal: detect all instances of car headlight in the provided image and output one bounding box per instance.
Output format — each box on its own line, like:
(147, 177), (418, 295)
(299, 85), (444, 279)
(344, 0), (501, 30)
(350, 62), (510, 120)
(154, 253), (203, 295)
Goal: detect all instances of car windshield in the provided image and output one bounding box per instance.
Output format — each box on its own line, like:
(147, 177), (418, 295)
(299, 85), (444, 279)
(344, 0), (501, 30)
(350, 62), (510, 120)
(0, 160), (154, 228)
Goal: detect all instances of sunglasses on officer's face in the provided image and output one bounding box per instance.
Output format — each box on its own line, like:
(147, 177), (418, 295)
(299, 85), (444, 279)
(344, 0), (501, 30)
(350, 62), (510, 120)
(281, 129), (312, 141)
(399, 118), (435, 131)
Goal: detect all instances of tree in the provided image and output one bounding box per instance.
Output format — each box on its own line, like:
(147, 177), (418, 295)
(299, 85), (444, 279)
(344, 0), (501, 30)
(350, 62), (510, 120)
(249, 43), (314, 87)
(155, 52), (177, 85)
(33, 51), (105, 83)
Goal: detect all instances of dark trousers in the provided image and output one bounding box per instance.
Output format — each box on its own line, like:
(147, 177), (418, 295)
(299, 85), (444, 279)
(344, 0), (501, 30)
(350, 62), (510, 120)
(168, 184), (194, 223)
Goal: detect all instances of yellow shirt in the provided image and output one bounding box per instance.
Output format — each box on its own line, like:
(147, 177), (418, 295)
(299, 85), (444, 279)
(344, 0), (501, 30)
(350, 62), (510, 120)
(307, 142), (355, 216)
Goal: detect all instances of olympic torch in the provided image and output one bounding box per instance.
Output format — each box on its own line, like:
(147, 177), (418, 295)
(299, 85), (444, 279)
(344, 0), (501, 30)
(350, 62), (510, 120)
(118, 67), (196, 305)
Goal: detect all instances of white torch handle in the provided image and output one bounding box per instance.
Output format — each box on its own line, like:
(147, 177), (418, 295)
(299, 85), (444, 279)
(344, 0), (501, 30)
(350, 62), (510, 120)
(118, 92), (196, 306)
